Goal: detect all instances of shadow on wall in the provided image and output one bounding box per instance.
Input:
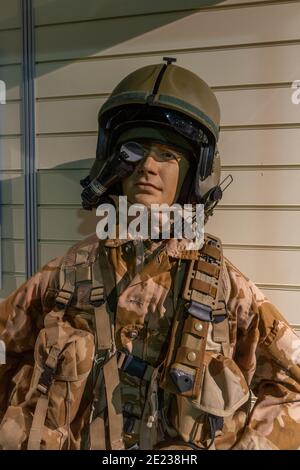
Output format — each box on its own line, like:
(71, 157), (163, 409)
(0, 158), (96, 296)
(0, 0), (225, 296)
(0, 0), (224, 89)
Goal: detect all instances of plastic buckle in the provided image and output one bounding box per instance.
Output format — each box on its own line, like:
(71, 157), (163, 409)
(55, 289), (73, 310)
(212, 301), (228, 323)
(37, 365), (56, 394)
(90, 286), (105, 307)
(187, 300), (212, 322)
(90, 297), (105, 308)
(117, 350), (147, 379)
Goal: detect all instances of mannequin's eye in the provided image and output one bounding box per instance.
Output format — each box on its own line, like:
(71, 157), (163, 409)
(160, 151), (176, 160)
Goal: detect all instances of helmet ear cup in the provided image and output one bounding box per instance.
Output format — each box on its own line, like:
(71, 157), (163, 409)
(176, 163), (198, 205)
(195, 148), (221, 202)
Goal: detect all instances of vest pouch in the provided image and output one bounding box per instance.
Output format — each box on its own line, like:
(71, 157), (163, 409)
(169, 351), (250, 445)
(0, 323), (95, 450)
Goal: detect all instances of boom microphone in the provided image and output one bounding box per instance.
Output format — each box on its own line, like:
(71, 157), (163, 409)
(80, 141), (144, 210)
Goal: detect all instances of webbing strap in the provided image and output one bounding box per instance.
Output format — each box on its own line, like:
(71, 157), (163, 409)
(90, 416), (106, 450)
(27, 344), (63, 450)
(139, 364), (161, 450)
(213, 318), (230, 356)
(27, 394), (49, 450)
(191, 278), (217, 298)
(91, 255), (112, 351)
(103, 355), (125, 450)
(90, 242), (124, 450)
(98, 243), (116, 298)
(202, 243), (221, 260)
(27, 369), (50, 451)
(196, 260), (220, 278)
(94, 302), (113, 351)
(56, 247), (77, 308)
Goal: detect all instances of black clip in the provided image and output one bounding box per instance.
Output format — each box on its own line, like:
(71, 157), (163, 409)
(187, 301), (212, 322)
(163, 56), (177, 65)
(37, 365), (56, 394)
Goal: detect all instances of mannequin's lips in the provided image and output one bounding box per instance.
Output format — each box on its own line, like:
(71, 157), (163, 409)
(134, 181), (162, 191)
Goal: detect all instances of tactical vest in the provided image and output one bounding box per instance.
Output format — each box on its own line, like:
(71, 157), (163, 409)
(0, 233), (250, 450)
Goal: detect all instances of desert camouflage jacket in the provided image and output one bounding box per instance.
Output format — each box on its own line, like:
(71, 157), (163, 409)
(0, 233), (300, 450)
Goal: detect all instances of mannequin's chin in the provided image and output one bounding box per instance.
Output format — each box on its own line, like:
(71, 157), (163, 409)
(127, 194), (166, 207)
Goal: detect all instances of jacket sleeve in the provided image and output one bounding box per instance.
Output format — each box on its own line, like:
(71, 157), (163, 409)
(0, 256), (63, 420)
(225, 258), (300, 450)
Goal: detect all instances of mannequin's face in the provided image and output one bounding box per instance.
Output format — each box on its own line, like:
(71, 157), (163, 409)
(122, 141), (190, 207)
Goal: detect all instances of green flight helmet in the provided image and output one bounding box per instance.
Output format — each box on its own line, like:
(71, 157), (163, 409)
(82, 57), (224, 219)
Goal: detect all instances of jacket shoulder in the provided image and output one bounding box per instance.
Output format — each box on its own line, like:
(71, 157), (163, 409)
(223, 256), (267, 331)
(60, 233), (100, 266)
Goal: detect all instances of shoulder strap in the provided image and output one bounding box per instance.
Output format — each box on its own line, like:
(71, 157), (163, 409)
(182, 232), (227, 323)
(159, 233), (230, 398)
(89, 242), (124, 450)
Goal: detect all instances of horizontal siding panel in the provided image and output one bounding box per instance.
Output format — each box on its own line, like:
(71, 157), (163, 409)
(36, 128), (300, 169)
(0, 102), (21, 135)
(0, 29), (21, 65)
(224, 248), (300, 285)
(36, 135), (95, 169)
(36, 43), (300, 98)
(35, 11), (192, 62)
(0, 172), (24, 204)
(33, 0), (231, 26)
(37, 168), (300, 206)
(35, 3), (300, 62)
(206, 209), (300, 246)
(38, 206), (300, 246)
(261, 288), (300, 326)
(38, 241), (76, 268)
(221, 169), (300, 205)
(0, 274), (26, 302)
(36, 98), (100, 134)
(38, 170), (84, 205)
(38, 207), (97, 240)
(1, 206), (24, 238)
(0, 0), (21, 30)
(1, 240), (25, 273)
(35, 88), (299, 134)
(217, 88), (300, 127)
(0, 137), (22, 170)
(221, 0), (276, 4)
(0, 64), (21, 99)
(219, 128), (300, 167)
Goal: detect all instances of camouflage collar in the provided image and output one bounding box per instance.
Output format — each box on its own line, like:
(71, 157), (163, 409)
(103, 237), (203, 260)
(101, 195), (203, 260)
